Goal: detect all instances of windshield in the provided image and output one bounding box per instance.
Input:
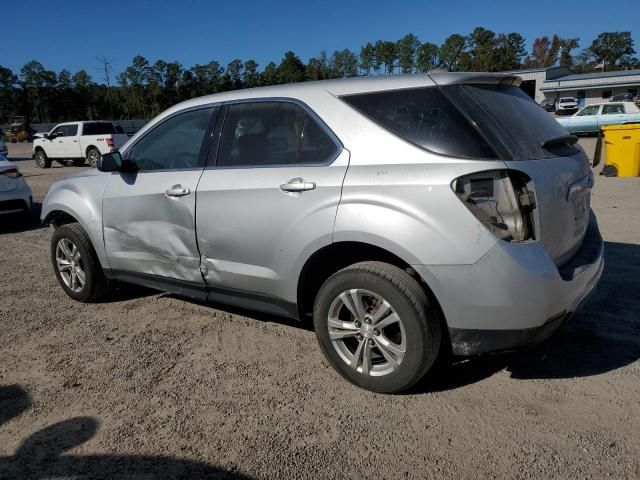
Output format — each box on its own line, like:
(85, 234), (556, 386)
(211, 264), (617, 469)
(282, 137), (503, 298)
(559, 98), (575, 103)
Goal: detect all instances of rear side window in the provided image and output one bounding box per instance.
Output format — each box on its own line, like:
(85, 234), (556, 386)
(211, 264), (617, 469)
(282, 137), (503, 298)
(217, 101), (338, 167)
(83, 122), (116, 135)
(342, 87), (498, 159)
(602, 104), (624, 115)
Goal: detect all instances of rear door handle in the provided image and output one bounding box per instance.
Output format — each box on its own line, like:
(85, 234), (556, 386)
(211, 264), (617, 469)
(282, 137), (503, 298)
(280, 177), (316, 193)
(165, 185), (191, 198)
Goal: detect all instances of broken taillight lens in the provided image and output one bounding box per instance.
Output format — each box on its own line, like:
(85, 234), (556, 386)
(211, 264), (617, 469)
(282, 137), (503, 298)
(452, 170), (535, 242)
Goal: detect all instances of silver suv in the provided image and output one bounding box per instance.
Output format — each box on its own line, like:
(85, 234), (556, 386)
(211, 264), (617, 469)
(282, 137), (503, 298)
(42, 73), (604, 393)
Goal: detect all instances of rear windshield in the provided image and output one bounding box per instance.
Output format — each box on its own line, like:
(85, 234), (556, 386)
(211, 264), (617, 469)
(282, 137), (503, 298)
(83, 122), (116, 135)
(343, 85), (579, 160)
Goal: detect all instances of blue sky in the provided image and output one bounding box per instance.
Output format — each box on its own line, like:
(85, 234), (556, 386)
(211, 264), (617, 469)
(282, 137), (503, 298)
(4, 0), (639, 78)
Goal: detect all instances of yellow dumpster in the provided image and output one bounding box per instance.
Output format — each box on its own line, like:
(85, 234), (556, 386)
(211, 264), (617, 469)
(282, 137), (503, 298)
(599, 124), (640, 177)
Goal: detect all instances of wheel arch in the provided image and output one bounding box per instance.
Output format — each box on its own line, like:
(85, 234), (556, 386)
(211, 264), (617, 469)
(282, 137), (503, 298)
(85, 145), (99, 156)
(43, 209), (79, 228)
(297, 241), (443, 321)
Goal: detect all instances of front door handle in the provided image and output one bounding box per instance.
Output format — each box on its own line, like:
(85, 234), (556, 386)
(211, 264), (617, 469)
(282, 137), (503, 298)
(280, 177), (316, 193)
(165, 185), (191, 198)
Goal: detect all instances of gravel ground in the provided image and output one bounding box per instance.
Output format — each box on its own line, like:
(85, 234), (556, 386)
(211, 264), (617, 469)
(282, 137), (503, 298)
(1, 140), (639, 479)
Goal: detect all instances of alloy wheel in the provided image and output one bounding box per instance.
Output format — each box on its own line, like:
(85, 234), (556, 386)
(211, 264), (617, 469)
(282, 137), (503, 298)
(36, 152), (46, 168)
(88, 150), (99, 168)
(327, 289), (406, 377)
(55, 238), (86, 293)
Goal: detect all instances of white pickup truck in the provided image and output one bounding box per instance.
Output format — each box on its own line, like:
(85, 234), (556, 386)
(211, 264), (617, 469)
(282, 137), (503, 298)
(33, 121), (129, 168)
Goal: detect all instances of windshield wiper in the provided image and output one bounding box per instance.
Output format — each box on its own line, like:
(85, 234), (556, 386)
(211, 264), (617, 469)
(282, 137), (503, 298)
(540, 134), (579, 149)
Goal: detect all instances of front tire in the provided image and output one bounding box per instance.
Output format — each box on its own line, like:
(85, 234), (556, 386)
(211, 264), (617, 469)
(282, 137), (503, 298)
(35, 150), (51, 169)
(86, 148), (100, 168)
(51, 223), (114, 302)
(313, 261), (441, 393)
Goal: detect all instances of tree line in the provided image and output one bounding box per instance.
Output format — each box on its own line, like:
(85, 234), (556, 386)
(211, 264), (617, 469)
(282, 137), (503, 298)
(0, 29), (637, 124)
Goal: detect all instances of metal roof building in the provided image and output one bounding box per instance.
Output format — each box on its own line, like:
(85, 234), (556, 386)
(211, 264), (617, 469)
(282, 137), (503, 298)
(541, 69), (640, 105)
(502, 66), (640, 106)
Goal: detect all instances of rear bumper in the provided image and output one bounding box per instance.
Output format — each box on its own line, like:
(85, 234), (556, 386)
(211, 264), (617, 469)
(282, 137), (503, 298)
(414, 210), (604, 356)
(0, 181), (33, 215)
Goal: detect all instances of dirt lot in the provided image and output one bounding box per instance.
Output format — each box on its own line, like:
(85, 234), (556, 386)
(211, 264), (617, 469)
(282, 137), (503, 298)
(1, 140), (639, 479)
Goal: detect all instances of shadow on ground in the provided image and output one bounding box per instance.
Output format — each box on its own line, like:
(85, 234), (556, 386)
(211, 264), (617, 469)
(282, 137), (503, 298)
(417, 240), (640, 393)
(0, 385), (251, 479)
(0, 203), (45, 235)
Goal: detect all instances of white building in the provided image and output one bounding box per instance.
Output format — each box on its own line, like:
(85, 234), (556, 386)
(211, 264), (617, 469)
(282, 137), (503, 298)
(502, 66), (640, 107)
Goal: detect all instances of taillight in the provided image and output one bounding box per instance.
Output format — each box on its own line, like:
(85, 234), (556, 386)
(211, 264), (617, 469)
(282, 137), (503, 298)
(0, 168), (19, 178)
(106, 138), (114, 150)
(452, 170), (536, 242)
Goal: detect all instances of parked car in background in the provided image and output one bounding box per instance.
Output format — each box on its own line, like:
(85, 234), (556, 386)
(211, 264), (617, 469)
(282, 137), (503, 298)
(555, 102), (640, 134)
(539, 97), (556, 112)
(556, 97), (579, 115)
(0, 130), (7, 157)
(610, 93), (636, 102)
(42, 73), (603, 393)
(33, 121), (129, 169)
(0, 154), (32, 218)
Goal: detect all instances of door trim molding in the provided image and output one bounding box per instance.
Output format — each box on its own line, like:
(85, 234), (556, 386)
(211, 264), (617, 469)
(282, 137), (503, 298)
(111, 270), (300, 320)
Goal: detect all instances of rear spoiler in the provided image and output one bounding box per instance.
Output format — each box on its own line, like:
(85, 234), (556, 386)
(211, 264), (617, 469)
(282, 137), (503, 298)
(428, 71), (522, 87)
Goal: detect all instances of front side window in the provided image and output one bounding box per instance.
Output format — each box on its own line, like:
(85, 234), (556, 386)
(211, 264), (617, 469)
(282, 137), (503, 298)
(577, 105), (600, 116)
(63, 125), (78, 136)
(602, 104), (624, 115)
(130, 107), (214, 171)
(217, 101), (338, 167)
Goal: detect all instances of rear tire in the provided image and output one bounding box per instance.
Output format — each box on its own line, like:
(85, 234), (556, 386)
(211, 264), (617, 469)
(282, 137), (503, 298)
(86, 148), (100, 168)
(35, 150), (51, 169)
(51, 223), (114, 302)
(313, 261), (441, 393)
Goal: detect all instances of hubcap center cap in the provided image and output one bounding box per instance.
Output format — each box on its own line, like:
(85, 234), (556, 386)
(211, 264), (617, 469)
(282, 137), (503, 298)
(360, 323), (374, 339)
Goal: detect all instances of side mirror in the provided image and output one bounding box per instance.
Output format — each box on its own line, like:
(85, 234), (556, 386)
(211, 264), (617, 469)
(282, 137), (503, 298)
(97, 151), (121, 172)
(97, 151), (138, 173)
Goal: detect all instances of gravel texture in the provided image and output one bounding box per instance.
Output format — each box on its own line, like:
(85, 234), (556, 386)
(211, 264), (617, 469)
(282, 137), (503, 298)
(1, 140), (639, 479)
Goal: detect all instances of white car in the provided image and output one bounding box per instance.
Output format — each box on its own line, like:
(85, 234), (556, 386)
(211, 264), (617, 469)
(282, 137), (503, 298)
(33, 121), (129, 169)
(0, 155), (32, 217)
(556, 97), (579, 115)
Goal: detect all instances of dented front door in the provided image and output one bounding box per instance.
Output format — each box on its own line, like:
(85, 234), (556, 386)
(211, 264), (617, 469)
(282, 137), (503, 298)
(101, 105), (217, 285)
(102, 169), (205, 284)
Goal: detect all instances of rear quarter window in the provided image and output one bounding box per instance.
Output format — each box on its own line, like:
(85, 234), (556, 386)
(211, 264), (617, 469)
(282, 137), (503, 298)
(443, 84), (581, 159)
(341, 87), (498, 159)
